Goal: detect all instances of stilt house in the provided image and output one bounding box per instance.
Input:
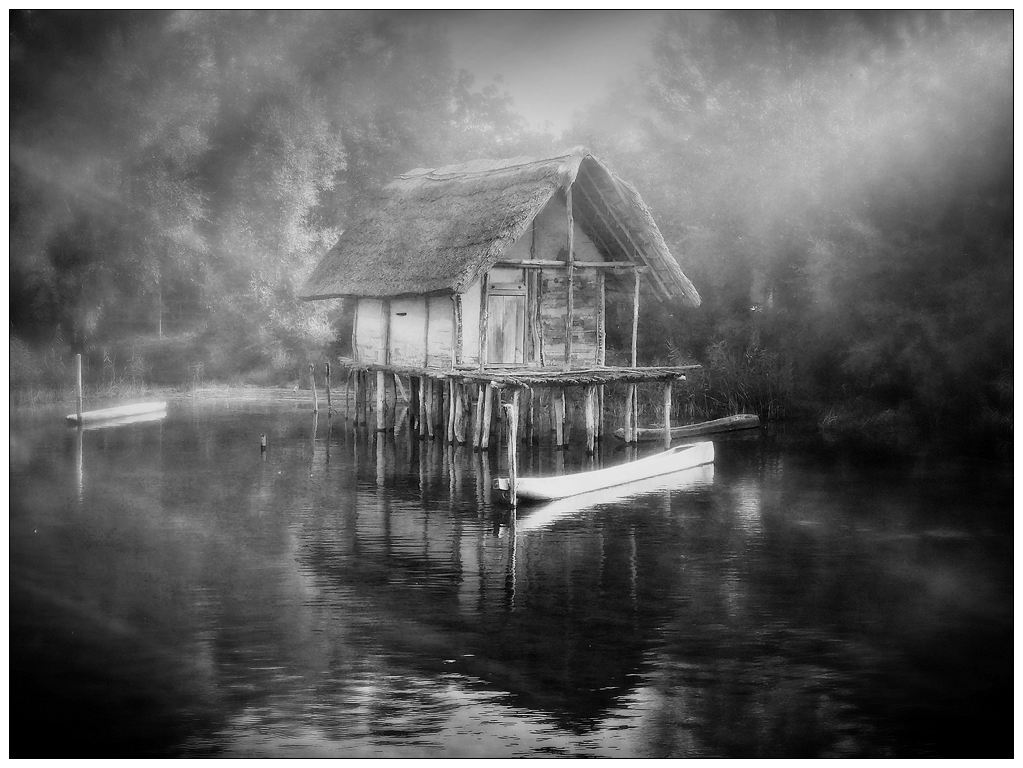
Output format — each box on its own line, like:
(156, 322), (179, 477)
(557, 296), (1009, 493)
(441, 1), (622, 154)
(300, 147), (702, 450)
(301, 147), (700, 370)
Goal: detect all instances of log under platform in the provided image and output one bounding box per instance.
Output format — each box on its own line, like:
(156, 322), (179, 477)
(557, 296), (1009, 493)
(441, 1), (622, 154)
(331, 356), (700, 453)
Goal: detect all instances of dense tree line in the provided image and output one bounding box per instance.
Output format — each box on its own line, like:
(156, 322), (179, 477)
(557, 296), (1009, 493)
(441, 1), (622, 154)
(568, 10), (1012, 448)
(10, 10), (1011, 450)
(10, 10), (554, 382)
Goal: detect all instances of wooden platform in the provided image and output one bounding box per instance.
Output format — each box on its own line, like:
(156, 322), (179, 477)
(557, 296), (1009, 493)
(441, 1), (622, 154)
(327, 357), (701, 454)
(334, 357), (699, 387)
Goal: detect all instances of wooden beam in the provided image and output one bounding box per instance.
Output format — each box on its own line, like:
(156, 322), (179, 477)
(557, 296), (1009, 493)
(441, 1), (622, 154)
(496, 259), (646, 271)
(381, 299), (391, 365)
(478, 272), (489, 369)
(351, 299), (359, 362)
(565, 186), (575, 371)
(597, 271), (606, 366)
(632, 269), (641, 367)
(451, 295), (461, 368)
(574, 173), (672, 298)
(423, 296), (431, 368)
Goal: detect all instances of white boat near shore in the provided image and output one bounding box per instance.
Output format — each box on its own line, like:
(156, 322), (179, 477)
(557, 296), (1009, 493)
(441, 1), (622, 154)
(514, 462), (715, 532)
(66, 401), (168, 426)
(497, 441), (715, 502)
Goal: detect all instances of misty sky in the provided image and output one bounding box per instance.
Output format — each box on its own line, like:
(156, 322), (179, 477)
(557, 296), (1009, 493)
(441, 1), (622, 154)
(440, 10), (660, 132)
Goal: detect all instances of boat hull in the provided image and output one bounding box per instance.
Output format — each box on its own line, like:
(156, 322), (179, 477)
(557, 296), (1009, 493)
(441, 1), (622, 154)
(66, 402), (168, 425)
(614, 414), (760, 442)
(498, 441), (714, 502)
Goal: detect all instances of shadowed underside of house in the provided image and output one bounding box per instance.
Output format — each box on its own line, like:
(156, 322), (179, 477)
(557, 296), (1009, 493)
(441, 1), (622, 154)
(300, 147), (702, 450)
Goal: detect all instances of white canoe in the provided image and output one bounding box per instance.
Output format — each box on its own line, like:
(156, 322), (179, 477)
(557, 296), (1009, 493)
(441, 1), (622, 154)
(515, 462), (715, 532)
(66, 401), (168, 425)
(498, 441), (715, 502)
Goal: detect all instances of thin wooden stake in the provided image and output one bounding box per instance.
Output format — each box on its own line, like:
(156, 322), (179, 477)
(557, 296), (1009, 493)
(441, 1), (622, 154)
(309, 364), (319, 413)
(324, 362), (334, 415)
(75, 353), (83, 424)
(376, 370), (386, 432)
(504, 402), (518, 507)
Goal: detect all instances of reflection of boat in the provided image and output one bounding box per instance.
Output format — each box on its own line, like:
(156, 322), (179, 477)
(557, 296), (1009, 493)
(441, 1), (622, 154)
(515, 462), (714, 532)
(498, 441), (714, 502)
(66, 402), (168, 426)
(613, 413), (760, 442)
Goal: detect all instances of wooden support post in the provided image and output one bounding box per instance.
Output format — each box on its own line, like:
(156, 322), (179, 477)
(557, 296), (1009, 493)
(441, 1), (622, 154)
(409, 376), (419, 432)
(354, 371), (360, 426)
(663, 379), (673, 449)
(446, 379), (456, 444)
(364, 371), (371, 426)
(524, 387), (534, 445)
(482, 382), (494, 450)
(632, 269), (641, 368)
(309, 364), (319, 413)
(345, 371), (352, 421)
(454, 381), (467, 444)
(564, 186), (575, 371)
(585, 385), (596, 455)
(554, 388), (566, 448)
(473, 384), (485, 449)
(388, 373), (398, 431)
(376, 369), (386, 432)
(324, 362), (334, 415)
(504, 402), (518, 507)
(479, 272), (489, 369)
(512, 388), (521, 444)
(424, 378), (435, 439)
(75, 353), (83, 424)
(624, 383), (636, 444)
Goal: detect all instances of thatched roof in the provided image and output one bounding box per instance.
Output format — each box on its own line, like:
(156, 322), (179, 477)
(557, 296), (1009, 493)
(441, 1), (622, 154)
(300, 147), (700, 306)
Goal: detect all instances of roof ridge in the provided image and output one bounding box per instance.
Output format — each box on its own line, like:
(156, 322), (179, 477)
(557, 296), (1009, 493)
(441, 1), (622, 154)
(398, 147), (589, 183)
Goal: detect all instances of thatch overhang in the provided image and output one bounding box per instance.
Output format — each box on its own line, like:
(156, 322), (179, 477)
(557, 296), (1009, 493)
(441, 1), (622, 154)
(300, 147), (700, 307)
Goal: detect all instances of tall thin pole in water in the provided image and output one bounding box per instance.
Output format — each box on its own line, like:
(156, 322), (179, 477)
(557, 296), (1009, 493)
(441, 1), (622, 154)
(504, 402), (518, 506)
(75, 353), (83, 424)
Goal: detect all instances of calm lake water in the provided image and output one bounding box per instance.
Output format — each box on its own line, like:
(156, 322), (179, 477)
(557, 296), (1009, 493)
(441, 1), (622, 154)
(9, 400), (1013, 757)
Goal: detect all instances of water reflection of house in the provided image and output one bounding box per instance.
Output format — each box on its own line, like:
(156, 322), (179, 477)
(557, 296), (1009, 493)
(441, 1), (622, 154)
(300, 147), (702, 447)
(300, 433), (714, 729)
